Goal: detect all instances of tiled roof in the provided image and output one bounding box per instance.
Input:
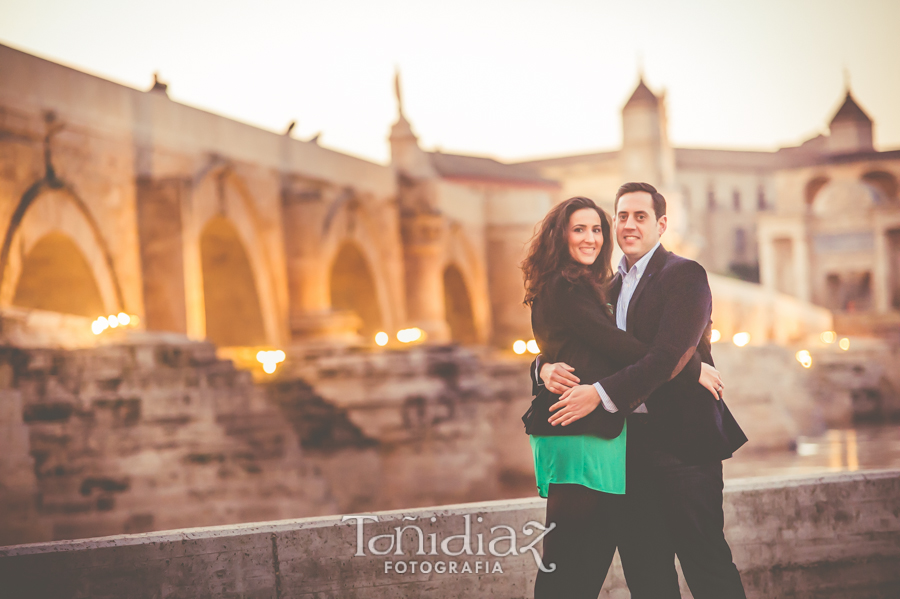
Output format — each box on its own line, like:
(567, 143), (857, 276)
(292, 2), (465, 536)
(513, 150), (619, 168)
(674, 148), (783, 171)
(429, 152), (558, 187)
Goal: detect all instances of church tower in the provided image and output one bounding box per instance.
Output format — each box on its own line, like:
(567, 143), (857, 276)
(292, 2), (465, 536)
(620, 76), (675, 188)
(827, 89), (874, 155)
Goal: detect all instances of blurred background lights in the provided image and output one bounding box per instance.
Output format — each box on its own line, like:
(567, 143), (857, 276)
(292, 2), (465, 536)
(91, 313), (140, 335)
(513, 340), (526, 355)
(820, 331), (836, 344)
(256, 350), (286, 374)
(796, 350), (812, 368)
(396, 328), (423, 343)
(374, 331), (389, 346)
(710, 329), (721, 343)
(839, 338), (850, 351)
(732, 332), (750, 347)
(526, 339), (540, 354)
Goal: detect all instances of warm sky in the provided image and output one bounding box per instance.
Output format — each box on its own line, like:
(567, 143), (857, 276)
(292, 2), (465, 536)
(2, 0), (898, 165)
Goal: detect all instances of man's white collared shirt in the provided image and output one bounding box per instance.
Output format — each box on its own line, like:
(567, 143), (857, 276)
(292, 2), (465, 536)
(592, 241), (662, 414)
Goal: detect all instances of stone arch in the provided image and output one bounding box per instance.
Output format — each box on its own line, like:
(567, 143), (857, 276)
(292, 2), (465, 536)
(861, 170), (898, 204)
(185, 165), (285, 345)
(199, 216), (267, 347)
(443, 263), (478, 345)
(805, 176), (830, 207)
(444, 223), (490, 345)
(0, 186), (123, 315)
(13, 232), (105, 317)
(319, 190), (399, 336)
(329, 241), (383, 338)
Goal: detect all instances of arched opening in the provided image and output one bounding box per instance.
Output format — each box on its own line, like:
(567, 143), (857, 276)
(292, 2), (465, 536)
(329, 242), (383, 338)
(200, 217), (266, 346)
(862, 171), (898, 204)
(805, 176), (830, 207)
(12, 232), (105, 317)
(443, 264), (478, 345)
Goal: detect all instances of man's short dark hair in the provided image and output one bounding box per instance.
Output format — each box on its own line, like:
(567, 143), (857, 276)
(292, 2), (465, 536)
(614, 182), (666, 219)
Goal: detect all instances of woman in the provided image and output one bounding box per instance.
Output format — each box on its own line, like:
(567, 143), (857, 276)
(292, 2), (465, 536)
(520, 196), (722, 597)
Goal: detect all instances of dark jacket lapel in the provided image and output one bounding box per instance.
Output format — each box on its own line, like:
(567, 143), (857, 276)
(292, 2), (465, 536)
(608, 272), (623, 308)
(626, 245), (670, 333)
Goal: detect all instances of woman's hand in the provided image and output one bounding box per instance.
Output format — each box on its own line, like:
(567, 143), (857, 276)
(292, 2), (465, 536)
(540, 362), (580, 394)
(549, 384), (600, 426)
(699, 362), (723, 400)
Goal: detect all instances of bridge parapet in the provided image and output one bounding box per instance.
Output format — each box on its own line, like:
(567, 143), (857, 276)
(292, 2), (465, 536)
(2, 470), (899, 598)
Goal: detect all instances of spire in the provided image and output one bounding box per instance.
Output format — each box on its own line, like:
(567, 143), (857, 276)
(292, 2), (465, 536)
(826, 81), (874, 154)
(149, 72), (169, 96)
(624, 76), (659, 109)
(388, 70), (435, 179)
(830, 90), (872, 125)
(394, 67), (404, 117)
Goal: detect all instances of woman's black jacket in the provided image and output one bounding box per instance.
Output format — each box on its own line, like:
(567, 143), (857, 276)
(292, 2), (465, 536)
(522, 272), (702, 439)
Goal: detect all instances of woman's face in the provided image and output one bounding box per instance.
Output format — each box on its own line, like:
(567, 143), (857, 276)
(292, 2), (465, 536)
(567, 207), (604, 265)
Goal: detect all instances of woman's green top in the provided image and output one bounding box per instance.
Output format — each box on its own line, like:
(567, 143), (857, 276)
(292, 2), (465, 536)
(529, 420), (627, 498)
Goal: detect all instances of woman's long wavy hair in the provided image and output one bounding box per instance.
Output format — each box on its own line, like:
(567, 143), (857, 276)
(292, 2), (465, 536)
(522, 196), (614, 306)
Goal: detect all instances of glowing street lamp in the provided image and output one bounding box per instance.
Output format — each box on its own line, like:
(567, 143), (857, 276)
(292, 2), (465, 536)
(526, 339), (540, 354)
(256, 350), (286, 374)
(820, 331), (836, 344)
(710, 329), (721, 343)
(795, 350), (812, 368)
(513, 340), (527, 355)
(397, 328), (423, 343)
(91, 313), (139, 335)
(375, 331), (389, 346)
(839, 338), (850, 351)
(91, 318), (107, 335)
(732, 332), (750, 347)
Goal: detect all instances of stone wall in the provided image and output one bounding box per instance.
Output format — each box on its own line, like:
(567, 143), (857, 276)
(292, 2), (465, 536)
(0, 335), (338, 545)
(0, 336), (537, 546)
(2, 470), (898, 599)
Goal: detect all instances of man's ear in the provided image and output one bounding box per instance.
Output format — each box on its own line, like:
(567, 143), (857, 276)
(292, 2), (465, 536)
(657, 214), (668, 237)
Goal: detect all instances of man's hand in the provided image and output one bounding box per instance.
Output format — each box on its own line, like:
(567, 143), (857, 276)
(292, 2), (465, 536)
(540, 362), (580, 394)
(699, 362), (724, 400)
(548, 384), (600, 426)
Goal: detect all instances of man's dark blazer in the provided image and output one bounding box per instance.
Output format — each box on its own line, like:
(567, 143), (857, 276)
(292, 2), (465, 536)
(529, 245), (747, 463)
(523, 271), (703, 439)
(597, 245), (747, 463)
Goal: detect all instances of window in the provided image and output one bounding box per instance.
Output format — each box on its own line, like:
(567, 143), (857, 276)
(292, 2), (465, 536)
(757, 185), (766, 210)
(734, 228), (746, 259)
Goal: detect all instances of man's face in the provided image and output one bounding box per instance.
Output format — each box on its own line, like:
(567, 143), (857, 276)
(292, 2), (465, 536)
(615, 191), (667, 266)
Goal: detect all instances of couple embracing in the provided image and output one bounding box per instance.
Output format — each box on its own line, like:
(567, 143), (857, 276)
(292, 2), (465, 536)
(521, 182), (749, 598)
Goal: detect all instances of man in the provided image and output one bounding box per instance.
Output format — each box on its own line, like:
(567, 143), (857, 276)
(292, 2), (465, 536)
(534, 182), (748, 598)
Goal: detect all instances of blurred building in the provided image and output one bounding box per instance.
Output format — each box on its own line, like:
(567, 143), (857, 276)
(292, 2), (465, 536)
(0, 44), (837, 351)
(520, 77), (900, 335)
(0, 44), (559, 350)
